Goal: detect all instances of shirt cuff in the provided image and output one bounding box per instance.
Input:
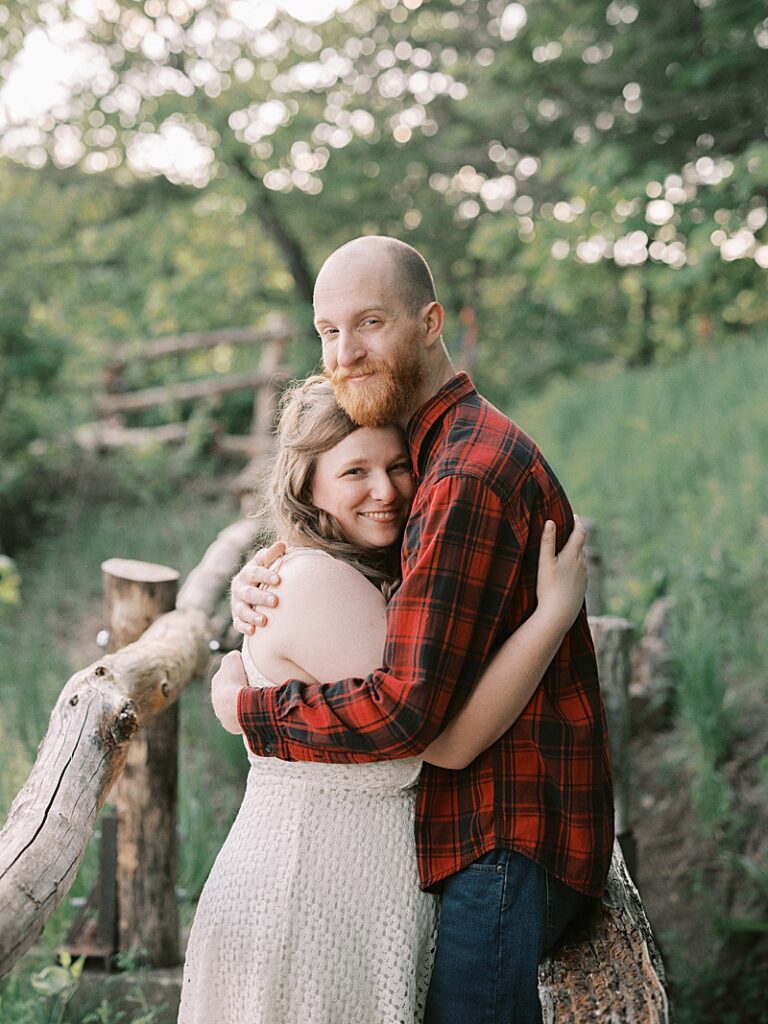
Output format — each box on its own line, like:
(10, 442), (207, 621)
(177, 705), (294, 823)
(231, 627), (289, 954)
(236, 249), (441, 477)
(236, 685), (293, 760)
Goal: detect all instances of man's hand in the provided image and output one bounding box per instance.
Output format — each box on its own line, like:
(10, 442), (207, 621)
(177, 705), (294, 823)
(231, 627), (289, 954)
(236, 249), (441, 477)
(231, 540), (286, 635)
(211, 651), (249, 734)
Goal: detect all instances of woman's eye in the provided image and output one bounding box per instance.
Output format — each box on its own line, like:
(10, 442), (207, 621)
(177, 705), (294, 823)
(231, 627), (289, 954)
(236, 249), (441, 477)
(344, 467), (364, 476)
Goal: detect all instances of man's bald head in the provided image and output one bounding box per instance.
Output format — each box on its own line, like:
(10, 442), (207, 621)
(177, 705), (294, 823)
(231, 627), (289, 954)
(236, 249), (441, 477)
(316, 235), (437, 317)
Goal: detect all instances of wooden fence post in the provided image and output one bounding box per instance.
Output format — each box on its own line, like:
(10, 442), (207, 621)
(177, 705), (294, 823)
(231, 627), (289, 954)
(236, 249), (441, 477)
(582, 517), (604, 616)
(102, 558), (180, 967)
(589, 615), (636, 872)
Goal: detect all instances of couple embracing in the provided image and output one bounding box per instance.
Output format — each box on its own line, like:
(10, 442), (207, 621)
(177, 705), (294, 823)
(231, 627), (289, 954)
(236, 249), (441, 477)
(178, 235), (614, 1024)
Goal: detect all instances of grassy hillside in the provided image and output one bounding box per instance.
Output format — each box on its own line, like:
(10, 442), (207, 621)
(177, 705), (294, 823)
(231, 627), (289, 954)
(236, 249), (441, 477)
(511, 336), (767, 643)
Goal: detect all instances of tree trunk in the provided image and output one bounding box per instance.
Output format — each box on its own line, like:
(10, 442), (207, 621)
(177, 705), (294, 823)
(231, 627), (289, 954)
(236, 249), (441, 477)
(231, 152), (315, 306)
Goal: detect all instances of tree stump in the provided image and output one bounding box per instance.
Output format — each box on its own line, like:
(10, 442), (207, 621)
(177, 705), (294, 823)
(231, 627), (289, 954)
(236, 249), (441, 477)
(102, 559), (181, 967)
(589, 615), (636, 869)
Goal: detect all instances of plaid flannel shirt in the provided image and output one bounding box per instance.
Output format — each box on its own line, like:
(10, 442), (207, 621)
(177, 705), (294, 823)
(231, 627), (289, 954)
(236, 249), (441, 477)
(238, 372), (614, 896)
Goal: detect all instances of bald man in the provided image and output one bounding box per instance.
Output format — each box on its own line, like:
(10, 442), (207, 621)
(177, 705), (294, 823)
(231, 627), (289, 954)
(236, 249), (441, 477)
(216, 236), (614, 1024)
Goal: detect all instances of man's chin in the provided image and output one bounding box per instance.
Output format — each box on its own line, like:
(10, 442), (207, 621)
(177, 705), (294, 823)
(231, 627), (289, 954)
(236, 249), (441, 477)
(333, 378), (401, 427)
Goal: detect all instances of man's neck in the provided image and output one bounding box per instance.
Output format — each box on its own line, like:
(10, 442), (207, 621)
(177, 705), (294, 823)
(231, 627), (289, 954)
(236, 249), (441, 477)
(399, 351), (455, 427)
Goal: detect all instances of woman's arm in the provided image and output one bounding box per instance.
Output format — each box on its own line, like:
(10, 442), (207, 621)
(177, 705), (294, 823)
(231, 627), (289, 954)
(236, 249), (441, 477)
(421, 518), (588, 770)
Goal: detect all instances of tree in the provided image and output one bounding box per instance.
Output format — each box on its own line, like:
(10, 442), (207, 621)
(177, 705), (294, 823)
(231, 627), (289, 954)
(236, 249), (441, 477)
(0, 0), (765, 397)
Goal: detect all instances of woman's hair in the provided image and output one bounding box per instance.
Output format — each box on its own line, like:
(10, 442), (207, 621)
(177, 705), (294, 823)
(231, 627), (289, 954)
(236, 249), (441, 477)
(265, 375), (402, 593)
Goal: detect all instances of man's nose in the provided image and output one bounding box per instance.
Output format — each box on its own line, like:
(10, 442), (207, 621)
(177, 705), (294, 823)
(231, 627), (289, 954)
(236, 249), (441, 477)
(336, 330), (366, 368)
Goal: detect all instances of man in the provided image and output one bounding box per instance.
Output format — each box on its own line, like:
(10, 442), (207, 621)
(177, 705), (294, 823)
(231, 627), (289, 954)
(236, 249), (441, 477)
(214, 236), (614, 1023)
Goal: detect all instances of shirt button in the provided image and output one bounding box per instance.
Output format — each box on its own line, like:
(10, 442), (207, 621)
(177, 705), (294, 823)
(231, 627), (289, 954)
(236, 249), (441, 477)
(264, 743), (273, 755)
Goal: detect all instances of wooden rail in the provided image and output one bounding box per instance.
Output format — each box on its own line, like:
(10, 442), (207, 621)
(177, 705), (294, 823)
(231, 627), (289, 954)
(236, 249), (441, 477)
(105, 321), (291, 374)
(79, 320), (293, 469)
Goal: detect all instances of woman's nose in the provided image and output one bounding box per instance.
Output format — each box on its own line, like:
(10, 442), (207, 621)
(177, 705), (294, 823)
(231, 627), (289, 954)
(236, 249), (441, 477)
(369, 472), (397, 502)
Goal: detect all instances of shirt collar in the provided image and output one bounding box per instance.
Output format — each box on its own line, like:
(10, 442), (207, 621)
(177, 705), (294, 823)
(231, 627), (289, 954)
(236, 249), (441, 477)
(407, 371), (476, 477)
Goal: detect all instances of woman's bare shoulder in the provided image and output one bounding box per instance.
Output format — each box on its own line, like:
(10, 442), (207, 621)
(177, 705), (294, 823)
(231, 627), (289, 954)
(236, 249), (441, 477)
(259, 548), (387, 681)
(277, 548), (385, 606)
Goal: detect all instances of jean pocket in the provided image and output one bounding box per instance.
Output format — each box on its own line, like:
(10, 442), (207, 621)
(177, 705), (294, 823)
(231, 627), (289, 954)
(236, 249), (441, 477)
(465, 861), (506, 875)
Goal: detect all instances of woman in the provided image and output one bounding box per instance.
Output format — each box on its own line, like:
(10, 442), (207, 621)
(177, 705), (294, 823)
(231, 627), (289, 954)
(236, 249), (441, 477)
(179, 376), (587, 1024)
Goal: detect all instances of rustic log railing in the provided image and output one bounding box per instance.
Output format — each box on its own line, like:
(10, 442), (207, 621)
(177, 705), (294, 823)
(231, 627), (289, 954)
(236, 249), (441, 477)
(76, 319), (292, 470)
(0, 527), (669, 1019)
(0, 517), (263, 978)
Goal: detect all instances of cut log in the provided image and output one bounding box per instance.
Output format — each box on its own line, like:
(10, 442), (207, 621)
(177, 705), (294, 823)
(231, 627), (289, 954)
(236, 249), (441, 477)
(102, 560), (180, 967)
(539, 840), (669, 1022)
(105, 320), (291, 377)
(97, 370), (291, 417)
(76, 423), (265, 460)
(215, 433), (264, 457)
(0, 607), (209, 979)
(589, 615), (635, 842)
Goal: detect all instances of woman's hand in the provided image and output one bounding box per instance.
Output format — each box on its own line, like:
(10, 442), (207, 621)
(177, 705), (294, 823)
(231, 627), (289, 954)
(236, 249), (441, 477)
(211, 651), (248, 734)
(231, 540), (286, 635)
(535, 516), (588, 634)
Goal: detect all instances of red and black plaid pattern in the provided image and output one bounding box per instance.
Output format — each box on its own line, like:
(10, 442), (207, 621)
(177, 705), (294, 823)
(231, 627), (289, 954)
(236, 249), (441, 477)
(239, 373), (614, 897)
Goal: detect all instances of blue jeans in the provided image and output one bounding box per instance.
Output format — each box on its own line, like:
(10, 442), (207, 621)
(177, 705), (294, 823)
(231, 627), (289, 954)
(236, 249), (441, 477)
(424, 849), (592, 1024)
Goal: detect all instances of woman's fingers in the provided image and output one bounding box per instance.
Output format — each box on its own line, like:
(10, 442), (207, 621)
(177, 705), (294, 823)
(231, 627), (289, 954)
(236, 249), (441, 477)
(558, 515), (587, 563)
(539, 519), (557, 560)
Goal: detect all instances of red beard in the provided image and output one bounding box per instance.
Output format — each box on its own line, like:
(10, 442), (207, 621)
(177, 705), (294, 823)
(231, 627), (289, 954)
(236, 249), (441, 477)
(330, 339), (425, 427)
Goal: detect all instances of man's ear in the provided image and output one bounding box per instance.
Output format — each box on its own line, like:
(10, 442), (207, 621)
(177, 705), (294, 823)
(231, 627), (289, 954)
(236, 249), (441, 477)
(422, 301), (445, 348)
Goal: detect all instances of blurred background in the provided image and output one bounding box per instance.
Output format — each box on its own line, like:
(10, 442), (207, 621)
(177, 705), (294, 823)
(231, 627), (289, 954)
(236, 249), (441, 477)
(1, 1), (766, 1021)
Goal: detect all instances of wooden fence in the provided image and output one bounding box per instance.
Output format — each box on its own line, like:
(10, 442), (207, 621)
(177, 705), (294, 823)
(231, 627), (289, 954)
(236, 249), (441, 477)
(0, 526), (669, 1021)
(75, 320), (293, 498)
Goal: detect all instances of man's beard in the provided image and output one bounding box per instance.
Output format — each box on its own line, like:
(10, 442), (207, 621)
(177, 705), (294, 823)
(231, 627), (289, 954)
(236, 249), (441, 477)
(330, 339), (425, 427)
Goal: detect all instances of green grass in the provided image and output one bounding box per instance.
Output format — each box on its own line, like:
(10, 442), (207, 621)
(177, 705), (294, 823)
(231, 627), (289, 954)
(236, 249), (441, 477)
(510, 335), (768, 651)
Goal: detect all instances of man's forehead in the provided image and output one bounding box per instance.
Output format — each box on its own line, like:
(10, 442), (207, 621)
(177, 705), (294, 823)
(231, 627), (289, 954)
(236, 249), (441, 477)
(313, 293), (397, 323)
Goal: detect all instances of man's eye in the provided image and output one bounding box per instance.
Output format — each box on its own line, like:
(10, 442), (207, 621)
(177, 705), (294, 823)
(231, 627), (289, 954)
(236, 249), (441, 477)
(390, 462), (410, 473)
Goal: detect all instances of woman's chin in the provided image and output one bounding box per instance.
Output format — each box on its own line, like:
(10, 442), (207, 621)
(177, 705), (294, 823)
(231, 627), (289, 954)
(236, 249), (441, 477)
(354, 525), (402, 549)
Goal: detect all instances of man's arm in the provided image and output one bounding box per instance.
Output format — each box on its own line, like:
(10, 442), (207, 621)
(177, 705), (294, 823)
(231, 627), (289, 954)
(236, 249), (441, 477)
(237, 473), (529, 763)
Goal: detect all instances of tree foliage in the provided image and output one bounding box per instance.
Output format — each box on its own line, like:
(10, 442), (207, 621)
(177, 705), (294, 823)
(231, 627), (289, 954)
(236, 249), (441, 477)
(0, 0), (766, 541)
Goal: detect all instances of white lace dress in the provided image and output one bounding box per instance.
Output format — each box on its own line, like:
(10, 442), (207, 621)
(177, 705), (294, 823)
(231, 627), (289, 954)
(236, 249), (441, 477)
(178, 552), (438, 1024)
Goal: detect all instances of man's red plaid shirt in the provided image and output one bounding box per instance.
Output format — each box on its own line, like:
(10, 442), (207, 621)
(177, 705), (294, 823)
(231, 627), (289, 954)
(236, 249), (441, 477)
(238, 372), (614, 897)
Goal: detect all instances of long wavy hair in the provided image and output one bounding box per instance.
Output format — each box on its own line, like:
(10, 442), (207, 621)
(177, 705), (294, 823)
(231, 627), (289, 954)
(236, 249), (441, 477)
(265, 375), (403, 593)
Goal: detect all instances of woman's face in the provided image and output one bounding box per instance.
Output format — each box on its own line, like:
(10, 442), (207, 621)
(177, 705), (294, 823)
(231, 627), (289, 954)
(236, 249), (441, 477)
(311, 426), (414, 549)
